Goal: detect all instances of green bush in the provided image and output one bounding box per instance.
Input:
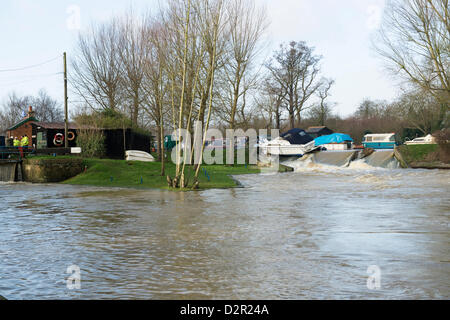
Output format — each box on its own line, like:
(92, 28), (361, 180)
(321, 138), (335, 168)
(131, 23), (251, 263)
(76, 128), (105, 158)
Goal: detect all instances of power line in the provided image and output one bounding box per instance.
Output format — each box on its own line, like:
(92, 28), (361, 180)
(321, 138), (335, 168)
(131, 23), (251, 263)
(0, 55), (61, 73)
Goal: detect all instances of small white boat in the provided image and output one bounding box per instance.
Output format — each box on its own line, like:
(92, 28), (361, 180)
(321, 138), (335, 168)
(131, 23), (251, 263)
(261, 138), (318, 156)
(404, 134), (437, 145)
(125, 150), (155, 162)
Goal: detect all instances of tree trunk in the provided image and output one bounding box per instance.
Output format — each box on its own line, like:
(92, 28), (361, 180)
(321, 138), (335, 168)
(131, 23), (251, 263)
(133, 95), (139, 126)
(159, 122), (165, 176)
(289, 109), (295, 129)
(157, 123), (162, 162)
(276, 110), (280, 129)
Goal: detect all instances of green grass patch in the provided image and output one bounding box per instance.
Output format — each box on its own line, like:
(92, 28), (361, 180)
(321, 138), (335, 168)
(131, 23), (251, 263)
(63, 158), (261, 190)
(398, 144), (439, 163)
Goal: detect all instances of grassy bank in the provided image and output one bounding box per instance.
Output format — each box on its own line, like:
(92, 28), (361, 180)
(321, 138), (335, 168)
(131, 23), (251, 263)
(62, 158), (263, 190)
(397, 144), (450, 169)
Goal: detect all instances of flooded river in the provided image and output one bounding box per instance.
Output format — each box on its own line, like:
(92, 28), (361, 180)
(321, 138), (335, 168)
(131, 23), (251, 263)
(0, 166), (449, 299)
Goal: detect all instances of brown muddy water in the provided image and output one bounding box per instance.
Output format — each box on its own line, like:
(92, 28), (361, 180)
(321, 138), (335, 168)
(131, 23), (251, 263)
(0, 166), (449, 299)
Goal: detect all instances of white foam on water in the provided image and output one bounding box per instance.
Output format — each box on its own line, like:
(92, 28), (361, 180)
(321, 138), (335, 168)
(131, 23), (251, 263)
(282, 150), (400, 173)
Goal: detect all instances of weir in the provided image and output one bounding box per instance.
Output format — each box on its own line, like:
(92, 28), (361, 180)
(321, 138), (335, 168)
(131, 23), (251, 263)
(0, 161), (22, 182)
(310, 150), (358, 167)
(363, 150), (400, 169)
(282, 150), (400, 170)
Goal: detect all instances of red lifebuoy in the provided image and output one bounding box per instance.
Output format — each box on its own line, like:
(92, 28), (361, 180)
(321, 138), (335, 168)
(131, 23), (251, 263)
(68, 131), (75, 141)
(53, 133), (64, 147)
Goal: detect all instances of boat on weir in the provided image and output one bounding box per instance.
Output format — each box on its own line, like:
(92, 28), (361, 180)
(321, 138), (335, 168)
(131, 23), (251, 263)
(260, 128), (319, 156)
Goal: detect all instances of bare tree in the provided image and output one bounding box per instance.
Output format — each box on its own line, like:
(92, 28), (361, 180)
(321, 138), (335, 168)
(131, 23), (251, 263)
(355, 98), (387, 120)
(266, 41), (323, 129)
(220, 0), (268, 129)
(307, 78), (335, 125)
(193, 0), (225, 184)
(33, 89), (65, 122)
(117, 11), (148, 127)
(0, 93), (31, 132)
(392, 89), (445, 134)
(0, 90), (63, 133)
(71, 20), (124, 112)
(375, 0), (449, 105)
(256, 77), (286, 129)
(142, 17), (172, 174)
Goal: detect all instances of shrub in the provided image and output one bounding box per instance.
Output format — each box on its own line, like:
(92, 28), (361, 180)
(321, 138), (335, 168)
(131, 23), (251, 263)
(76, 127), (105, 158)
(433, 129), (450, 163)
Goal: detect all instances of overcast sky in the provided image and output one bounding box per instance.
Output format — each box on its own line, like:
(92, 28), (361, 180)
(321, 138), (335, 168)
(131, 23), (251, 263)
(0, 0), (398, 117)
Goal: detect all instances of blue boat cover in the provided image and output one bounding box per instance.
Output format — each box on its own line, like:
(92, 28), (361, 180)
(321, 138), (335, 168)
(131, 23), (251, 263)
(281, 128), (314, 145)
(314, 133), (353, 146)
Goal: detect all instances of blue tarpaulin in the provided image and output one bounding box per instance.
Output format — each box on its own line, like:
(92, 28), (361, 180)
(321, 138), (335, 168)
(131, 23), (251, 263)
(314, 133), (353, 146)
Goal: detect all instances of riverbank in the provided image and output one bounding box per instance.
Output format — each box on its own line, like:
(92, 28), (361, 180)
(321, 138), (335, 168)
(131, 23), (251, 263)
(397, 144), (450, 169)
(63, 158), (265, 190)
(22, 157), (83, 183)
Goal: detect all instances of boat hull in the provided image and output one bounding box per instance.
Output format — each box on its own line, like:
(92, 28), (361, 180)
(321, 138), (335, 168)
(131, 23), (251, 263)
(404, 142), (437, 145)
(262, 141), (319, 156)
(125, 150), (155, 162)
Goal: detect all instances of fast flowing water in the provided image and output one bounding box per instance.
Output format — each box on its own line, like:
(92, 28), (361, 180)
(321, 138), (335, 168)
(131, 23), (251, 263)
(0, 166), (449, 299)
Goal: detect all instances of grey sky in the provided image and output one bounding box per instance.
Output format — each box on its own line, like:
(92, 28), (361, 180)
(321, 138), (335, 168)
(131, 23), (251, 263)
(0, 0), (398, 117)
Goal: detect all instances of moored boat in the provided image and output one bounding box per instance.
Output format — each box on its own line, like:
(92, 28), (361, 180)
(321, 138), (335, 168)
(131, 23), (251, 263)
(362, 133), (399, 149)
(404, 134), (437, 145)
(314, 133), (354, 150)
(261, 128), (319, 156)
(125, 150), (155, 162)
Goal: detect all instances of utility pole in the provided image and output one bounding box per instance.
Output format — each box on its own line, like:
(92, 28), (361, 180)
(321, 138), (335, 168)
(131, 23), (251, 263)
(63, 52), (69, 148)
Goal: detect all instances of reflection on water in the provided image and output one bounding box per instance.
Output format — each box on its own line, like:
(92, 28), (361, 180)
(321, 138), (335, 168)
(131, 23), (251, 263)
(0, 168), (449, 299)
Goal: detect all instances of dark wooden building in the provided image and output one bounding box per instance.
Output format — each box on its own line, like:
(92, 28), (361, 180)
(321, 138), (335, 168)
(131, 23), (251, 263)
(103, 129), (152, 159)
(5, 107), (74, 148)
(33, 122), (79, 148)
(306, 126), (334, 139)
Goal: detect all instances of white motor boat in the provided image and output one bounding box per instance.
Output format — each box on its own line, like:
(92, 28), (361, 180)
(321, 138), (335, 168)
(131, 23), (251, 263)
(404, 134), (437, 145)
(125, 150), (155, 162)
(260, 137), (319, 156)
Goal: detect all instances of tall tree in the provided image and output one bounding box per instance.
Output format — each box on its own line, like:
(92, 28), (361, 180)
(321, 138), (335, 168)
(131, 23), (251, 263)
(220, 0), (268, 129)
(117, 11), (148, 127)
(266, 41), (323, 129)
(258, 77), (286, 129)
(71, 20), (123, 112)
(142, 19), (170, 172)
(307, 78), (335, 126)
(375, 0), (449, 126)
